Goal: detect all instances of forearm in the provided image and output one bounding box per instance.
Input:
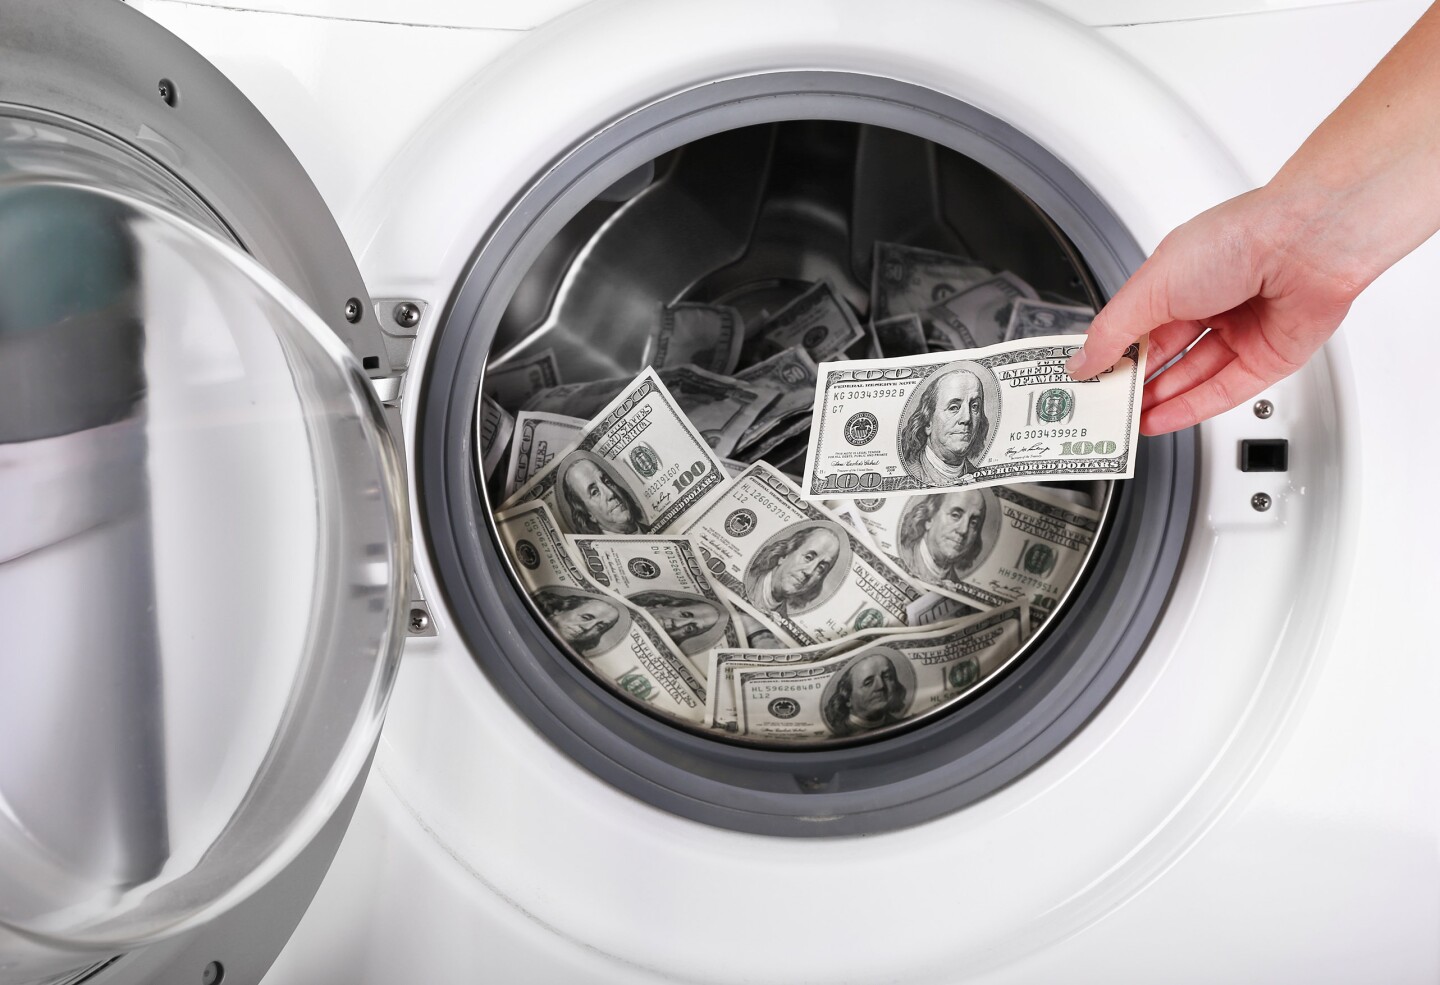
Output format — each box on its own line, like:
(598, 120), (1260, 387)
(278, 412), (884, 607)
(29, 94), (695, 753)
(1066, 2), (1440, 431)
(1264, 1), (1440, 294)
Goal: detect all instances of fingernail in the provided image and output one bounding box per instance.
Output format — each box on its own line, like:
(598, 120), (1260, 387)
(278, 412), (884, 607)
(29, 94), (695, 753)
(1065, 350), (1088, 378)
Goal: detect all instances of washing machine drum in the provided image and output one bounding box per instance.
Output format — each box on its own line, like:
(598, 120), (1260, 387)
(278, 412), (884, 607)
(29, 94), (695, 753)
(427, 72), (1195, 837)
(0, 3), (409, 983)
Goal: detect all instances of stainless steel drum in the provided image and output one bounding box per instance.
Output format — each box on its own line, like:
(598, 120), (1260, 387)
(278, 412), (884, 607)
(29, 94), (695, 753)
(478, 120), (1115, 746)
(421, 72), (1194, 836)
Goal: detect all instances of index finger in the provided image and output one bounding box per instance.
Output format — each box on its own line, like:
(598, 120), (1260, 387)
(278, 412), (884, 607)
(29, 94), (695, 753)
(1065, 258), (1169, 379)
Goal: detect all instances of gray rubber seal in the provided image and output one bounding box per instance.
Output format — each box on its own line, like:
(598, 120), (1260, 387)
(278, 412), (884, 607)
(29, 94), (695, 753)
(421, 72), (1196, 836)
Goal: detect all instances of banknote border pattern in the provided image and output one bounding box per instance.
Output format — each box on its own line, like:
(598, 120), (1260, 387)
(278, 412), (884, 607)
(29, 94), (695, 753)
(806, 342), (1142, 497)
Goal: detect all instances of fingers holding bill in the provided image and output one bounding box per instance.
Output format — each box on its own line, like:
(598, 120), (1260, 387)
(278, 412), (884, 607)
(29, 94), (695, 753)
(1140, 330), (1237, 411)
(1140, 353), (1272, 435)
(1065, 260), (1170, 380)
(1143, 319), (1209, 375)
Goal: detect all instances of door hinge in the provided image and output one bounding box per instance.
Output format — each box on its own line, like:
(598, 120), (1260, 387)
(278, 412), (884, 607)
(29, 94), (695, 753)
(372, 298), (428, 377)
(406, 574), (437, 638)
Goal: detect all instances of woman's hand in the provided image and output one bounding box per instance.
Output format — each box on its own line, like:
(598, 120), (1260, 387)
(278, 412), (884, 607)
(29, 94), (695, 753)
(1066, 1), (1440, 435)
(1065, 186), (1363, 435)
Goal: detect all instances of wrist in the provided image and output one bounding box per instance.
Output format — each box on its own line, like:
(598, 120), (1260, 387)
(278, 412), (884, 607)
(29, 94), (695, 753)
(1249, 174), (1375, 303)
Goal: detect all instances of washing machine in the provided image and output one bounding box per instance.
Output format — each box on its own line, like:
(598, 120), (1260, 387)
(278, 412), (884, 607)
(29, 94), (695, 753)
(3, 0), (1437, 982)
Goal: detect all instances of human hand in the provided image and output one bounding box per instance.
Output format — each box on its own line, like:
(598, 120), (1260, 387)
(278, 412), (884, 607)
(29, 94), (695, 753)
(1064, 186), (1364, 435)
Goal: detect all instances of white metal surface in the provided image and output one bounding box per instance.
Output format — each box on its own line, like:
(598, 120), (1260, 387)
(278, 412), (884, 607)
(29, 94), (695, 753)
(133, 0), (1440, 981)
(137, 0), (1388, 28)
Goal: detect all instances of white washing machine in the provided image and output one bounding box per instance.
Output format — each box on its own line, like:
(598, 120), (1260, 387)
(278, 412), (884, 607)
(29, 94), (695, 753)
(3, 1), (1438, 982)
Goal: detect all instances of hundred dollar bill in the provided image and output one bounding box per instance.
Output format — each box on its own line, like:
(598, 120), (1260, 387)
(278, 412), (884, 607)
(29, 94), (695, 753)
(905, 592), (980, 628)
(521, 376), (628, 417)
(652, 365), (777, 458)
(872, 313), (928, 358)
(1004, 297), (1094, 342)
(504, 368), (730, 535)
(734, 415), (812, 464)
(846, 484), (1099, 615)
(503, 410), (585, 497)
(803, 334), (1146, 499)
(707, 646), (826, 732)
(477, 394), (514, 480)
(732, 346), (819, 453)
(647, 302), (745, 376)
(741, 279), (864, 366)
(495, 501), (705, 721)
(924, 272), (1037, 350)
(733, 599), (794, 650)
(686, 463), (922, 646)
(485, 347), (561, 410)
(706, 624), (941, 732)
(523, 365), (775, 459)
(567, 535), (743, 668)
(735, 601), (1025, 741)
(870, 242), (991, 322)
(1033, 481), (1104, 511)
(856, 322), (884, 361)
(768, 437), (810, 486)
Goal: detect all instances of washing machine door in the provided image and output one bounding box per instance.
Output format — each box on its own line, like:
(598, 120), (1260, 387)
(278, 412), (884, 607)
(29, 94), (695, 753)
(0, 3), (410, 983)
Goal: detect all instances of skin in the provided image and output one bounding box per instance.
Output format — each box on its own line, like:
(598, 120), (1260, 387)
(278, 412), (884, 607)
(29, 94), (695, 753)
(647, 601), (721, 644)
(923, 491), (985, 565)
(1067, 3), (1440, 434)
(771, 529), (841, 602)
(564, 459), (634, 533)
(925, 371), (984, 465)
(846, 655), (901, 723)
(551, 598), (619, 650)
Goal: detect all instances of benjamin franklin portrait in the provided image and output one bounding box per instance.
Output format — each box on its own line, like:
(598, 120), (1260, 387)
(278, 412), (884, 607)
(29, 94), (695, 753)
(531, 586), (630, 658)
(554, 450), (646, 535)
(895, 489), (1000, 586)
(820, 648), (915, 738)
(741, 520), (851, 619)
(626, 589), (729, 656)
(897, 361), (1000, 486)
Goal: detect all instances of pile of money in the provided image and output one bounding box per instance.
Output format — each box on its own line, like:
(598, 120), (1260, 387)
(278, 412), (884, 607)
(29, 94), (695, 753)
(475, 242), (1142, 743)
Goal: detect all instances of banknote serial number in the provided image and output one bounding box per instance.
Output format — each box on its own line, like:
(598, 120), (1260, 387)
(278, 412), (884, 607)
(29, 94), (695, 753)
(829, 390), (904, 406)
(1009, 428), (1088, 441)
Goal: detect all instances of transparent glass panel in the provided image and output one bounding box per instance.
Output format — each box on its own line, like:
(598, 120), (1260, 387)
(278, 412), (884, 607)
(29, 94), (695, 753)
(0, 180), (408, 967)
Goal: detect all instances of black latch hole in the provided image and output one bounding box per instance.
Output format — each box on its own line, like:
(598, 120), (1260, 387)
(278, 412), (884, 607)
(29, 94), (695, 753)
(1239, 439), (1288, 472)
